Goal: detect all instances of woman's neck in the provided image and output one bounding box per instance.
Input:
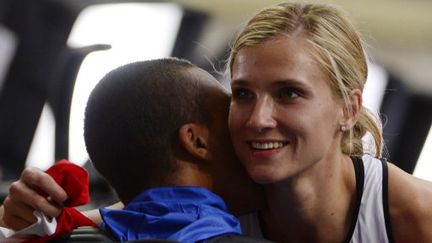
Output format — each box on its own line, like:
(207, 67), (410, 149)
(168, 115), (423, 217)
(260, 154), (358, 242)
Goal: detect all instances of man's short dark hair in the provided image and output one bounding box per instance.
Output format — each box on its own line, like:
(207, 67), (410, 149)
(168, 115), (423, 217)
(84, 58), (210, 203)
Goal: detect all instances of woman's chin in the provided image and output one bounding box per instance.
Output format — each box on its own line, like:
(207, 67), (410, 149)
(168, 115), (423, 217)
(247, 167), (282, 185)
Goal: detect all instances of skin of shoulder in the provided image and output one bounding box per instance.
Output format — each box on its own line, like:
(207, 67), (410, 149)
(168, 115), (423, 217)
(388, 162), (432, 242)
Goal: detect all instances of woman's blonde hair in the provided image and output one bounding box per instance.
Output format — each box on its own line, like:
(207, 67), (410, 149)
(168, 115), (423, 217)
(228, 2), (383, 158)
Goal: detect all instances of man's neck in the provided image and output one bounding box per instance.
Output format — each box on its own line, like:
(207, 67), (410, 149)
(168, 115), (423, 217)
(168, 160), (213, 188)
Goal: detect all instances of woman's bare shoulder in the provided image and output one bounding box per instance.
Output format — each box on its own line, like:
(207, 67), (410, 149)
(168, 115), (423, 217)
(387, 162), (432, 241)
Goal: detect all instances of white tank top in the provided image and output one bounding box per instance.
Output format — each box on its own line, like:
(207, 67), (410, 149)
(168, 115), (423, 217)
(349, 154), (394, 243)
(239, 154), (394, 242)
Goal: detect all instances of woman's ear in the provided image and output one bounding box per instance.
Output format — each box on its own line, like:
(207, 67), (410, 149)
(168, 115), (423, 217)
(340, 89), (362, 129)
(178, 123), (211, 160)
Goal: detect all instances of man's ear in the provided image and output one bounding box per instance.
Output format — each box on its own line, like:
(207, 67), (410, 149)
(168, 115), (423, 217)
(178, 123), (211, 160)
(340, 89), (362, 129)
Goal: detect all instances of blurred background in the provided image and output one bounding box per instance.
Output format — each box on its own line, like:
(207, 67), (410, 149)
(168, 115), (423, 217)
(0, 0), (431, 201)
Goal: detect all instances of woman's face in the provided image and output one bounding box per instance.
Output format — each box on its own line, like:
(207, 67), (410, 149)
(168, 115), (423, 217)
(228, 36), (346, 184)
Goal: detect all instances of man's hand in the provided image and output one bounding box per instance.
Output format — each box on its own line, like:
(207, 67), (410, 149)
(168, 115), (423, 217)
(1, 167), (68, 230)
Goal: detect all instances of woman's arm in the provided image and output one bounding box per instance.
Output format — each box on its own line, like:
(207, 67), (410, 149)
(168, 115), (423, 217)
(1, 167), (67, 230)
(82, 201), (124, 225)
(388, 162), (432, 242)
(0, 167), (124, 230)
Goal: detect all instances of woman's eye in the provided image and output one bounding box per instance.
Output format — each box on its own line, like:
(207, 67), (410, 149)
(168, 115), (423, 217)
(279, 87), (300, 100)
(232, 88), (253, 100)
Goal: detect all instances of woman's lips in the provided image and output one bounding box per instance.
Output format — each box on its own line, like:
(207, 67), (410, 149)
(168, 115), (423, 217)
(247, 140), (289, 158)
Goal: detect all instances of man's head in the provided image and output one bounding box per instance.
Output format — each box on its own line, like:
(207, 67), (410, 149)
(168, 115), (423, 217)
(84, 58), (261, 213)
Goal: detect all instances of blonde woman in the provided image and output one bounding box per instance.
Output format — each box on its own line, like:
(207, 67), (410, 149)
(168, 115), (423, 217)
(2, 2), (432, 243)
(228, 2), (432, 242)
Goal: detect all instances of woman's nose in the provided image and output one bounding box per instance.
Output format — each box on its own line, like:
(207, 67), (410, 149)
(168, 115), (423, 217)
(246, 96), (276, 132)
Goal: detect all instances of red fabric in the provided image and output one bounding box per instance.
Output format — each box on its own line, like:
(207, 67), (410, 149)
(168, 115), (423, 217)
(36, 159), (90, 207)
(26, 208), (97, 243)
(24, 160), (97, 243)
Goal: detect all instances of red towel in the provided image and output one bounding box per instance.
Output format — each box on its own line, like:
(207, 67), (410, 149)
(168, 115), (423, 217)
(24, 160), (97, 243)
